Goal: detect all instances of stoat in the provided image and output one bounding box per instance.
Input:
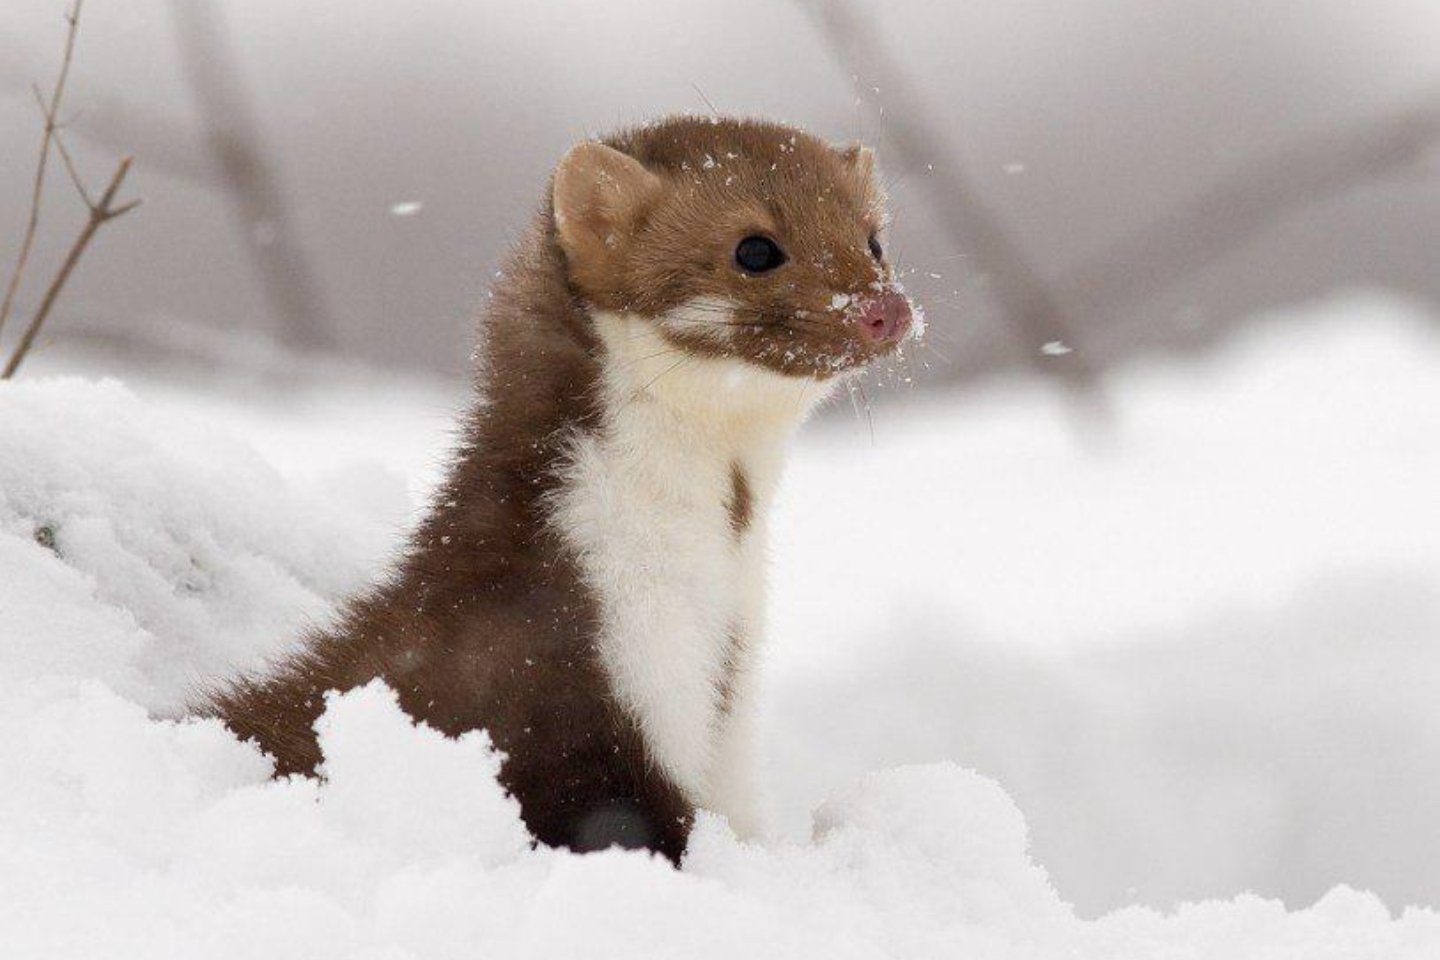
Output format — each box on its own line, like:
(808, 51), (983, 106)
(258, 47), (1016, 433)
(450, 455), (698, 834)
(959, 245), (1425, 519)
(209, 115), (916, 864)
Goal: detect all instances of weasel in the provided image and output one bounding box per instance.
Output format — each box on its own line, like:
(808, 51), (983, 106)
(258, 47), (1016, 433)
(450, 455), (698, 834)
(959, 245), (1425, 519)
(208, 115), (916, 864)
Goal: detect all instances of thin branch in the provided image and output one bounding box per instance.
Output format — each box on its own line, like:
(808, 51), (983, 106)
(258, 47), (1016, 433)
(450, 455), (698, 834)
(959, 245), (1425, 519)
(0, 0), (84, 342)
(793, 0), (1105, 405)
(7, 4), (341, 352)
(36, 88), (96, 208)
(2, 158), (140, 379)
(71, 94), (215, 184)
(52, 133), (93, 207)
(2, 52), (216, 185)
(1, 1), (142, 379)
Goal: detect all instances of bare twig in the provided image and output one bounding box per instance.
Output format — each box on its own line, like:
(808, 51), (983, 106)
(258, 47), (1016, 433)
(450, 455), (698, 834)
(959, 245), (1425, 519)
(2, 43), (215, 186)
(793, 0), (1105, 404)
(50, 124), (95, 208)
(167, 0), (335, 351)
(0, 0), (83, 342)
(2, 157), (140, 379)
(1, 1), (142, 379)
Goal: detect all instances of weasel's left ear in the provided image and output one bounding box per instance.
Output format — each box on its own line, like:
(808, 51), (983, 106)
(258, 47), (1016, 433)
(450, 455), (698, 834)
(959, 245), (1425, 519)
(552, 142), (663, 293)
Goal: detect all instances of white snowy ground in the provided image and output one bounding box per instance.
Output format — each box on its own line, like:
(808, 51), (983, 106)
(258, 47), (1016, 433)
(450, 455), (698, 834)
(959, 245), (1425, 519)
(2, 293), (1438, 957)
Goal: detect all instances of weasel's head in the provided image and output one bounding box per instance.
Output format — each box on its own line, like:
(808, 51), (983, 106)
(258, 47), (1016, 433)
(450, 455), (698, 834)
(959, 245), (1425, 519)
(551, 116), (918, 379)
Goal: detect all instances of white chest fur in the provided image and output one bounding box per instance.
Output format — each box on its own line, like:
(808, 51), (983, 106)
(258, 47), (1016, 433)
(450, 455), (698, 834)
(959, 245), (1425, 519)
(548, 305), (830, 831)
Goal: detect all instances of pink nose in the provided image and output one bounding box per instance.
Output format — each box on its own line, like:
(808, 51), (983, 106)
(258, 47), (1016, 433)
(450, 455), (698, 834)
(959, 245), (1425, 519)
(854, 291), (913, 343)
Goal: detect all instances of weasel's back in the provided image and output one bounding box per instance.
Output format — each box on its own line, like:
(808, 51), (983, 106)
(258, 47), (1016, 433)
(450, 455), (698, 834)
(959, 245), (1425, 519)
(205, 213), (692, 860)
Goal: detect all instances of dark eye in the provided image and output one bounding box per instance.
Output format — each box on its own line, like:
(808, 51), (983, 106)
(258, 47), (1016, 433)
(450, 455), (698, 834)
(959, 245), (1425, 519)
(867, 232), (883, 261)
(734, 235), (786, 274)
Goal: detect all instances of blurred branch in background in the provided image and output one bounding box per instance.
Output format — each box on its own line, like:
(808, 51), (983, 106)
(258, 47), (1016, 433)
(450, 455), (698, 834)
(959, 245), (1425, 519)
(799, 0), (1440, 392)
(0, 28), (212, 184)
(1057, 92), (1440, 337)
(68, 94), (213, 185)
(793, 0), (1106, 408)
(1, 0), (141, 380)
(166, 0), (335, 351)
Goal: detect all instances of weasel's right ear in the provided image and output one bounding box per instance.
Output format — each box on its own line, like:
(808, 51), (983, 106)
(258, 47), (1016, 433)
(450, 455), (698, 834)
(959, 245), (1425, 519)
(838, 142), (877, 185)
(552, 142), (662, 293)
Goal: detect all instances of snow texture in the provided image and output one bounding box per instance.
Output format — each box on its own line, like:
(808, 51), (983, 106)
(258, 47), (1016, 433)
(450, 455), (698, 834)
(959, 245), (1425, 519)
(3, 295), (1440, 956)
(765, 296), (1440, 913)
(0, 378), (393, 716)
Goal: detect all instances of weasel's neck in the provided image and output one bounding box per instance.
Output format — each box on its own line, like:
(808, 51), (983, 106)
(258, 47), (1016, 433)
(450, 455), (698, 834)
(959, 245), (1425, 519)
(546, 309), (831, 811)
(590, 309), (828, 477)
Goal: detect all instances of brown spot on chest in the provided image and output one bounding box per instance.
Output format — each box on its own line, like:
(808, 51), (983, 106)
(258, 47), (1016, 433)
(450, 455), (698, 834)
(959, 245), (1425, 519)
(715, 623), (744, 717)
(726, 462), (753, 539)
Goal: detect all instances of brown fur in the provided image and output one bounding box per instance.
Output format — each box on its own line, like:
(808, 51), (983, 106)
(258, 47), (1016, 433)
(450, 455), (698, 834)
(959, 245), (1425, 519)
(557, 117), (895, 378)
(207, 198), (693, 861)
(204, 115), (899, 865)
(726, 462), (754, 538)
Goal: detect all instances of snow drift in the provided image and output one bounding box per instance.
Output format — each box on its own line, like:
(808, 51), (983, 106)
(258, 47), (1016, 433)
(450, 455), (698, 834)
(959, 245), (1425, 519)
(3, 305), (1440, 956)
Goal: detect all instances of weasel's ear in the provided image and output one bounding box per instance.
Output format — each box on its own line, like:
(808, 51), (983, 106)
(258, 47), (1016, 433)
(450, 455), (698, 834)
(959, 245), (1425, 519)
(838, 142), (877, 184)
(838, 141), (885, 215)
(552, 142), (662, 285)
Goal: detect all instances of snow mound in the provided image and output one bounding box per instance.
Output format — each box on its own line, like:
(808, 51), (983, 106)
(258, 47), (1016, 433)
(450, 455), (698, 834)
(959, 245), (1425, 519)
(2, 375), (1437, 957)
(314, 681), (531, 864)
(0, 378), (392, 714)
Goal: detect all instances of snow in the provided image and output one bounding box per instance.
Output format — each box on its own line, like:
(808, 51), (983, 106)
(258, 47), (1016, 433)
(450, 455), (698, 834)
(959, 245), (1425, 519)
(766, 294), (1440, 911)
(3, 294), (1440, 956)
(0, 378), (395, 715)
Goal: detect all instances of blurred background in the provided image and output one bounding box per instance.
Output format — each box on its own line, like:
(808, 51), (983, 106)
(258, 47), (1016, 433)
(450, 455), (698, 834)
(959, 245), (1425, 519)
(2, 0), (1437, 380)
(2, 0), (1438, 919)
